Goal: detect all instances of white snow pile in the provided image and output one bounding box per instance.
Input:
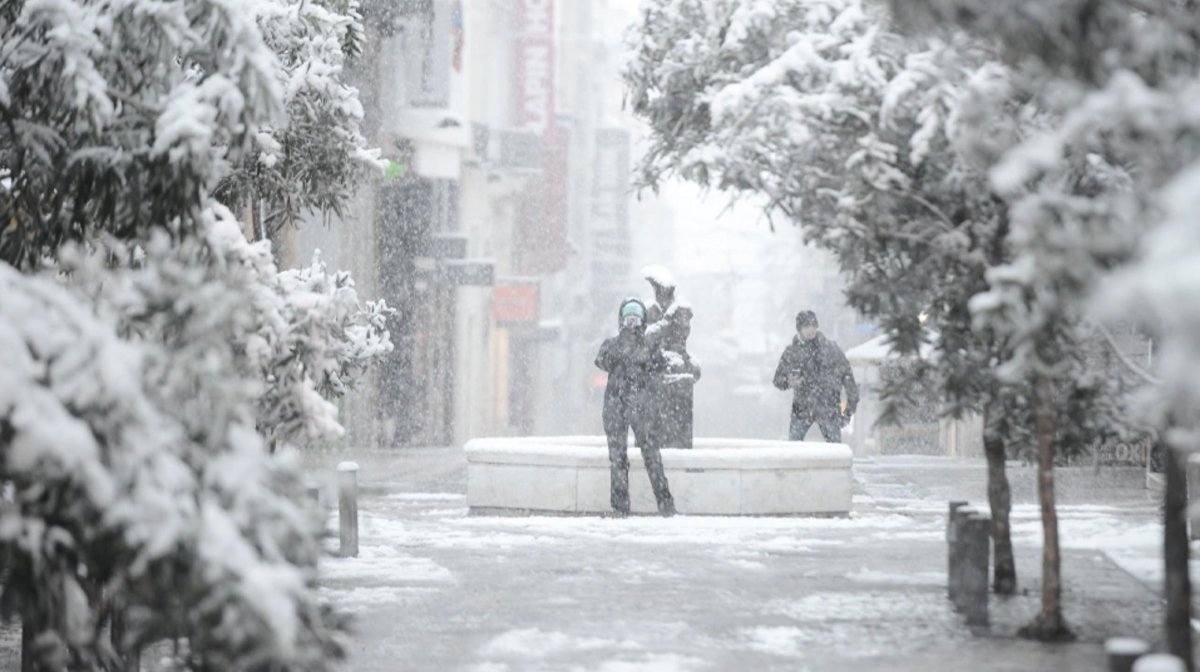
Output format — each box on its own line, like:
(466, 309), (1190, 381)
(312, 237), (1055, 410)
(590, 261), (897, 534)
(481, 628), (636, 659)
(642, 264), (677, 289)
(475, 629), (703, 671)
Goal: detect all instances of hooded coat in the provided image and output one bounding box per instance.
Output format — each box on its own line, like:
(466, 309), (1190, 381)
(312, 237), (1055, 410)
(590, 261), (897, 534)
(596, 319), (668, 434)
(594, 299), (676, 515)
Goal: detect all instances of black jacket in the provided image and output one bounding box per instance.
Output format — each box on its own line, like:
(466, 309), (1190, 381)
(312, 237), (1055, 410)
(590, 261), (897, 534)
(773, 332), (859, 420)
(595, 330), (668, 421)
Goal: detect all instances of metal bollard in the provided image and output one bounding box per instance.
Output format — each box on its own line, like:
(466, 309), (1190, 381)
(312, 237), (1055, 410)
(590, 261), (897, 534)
(338, 462), (359, 558)
(21, 618), (34, 672)
(961, 512), (991, 626)
(1132, 653), (1187, 672)
(951, 505), (976, 611)
(1106, 637), (1151, 672)
(1188, 454), (1200, 541)
(947, 501), (968, 601)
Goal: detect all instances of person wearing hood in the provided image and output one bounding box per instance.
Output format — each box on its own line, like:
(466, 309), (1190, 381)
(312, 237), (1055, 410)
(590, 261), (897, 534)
(595, 298), (676, 516)
(773, 310), (859, 442)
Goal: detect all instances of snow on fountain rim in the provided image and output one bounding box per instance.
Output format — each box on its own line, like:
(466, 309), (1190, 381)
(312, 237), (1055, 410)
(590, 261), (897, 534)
(464, 436), (852, 469)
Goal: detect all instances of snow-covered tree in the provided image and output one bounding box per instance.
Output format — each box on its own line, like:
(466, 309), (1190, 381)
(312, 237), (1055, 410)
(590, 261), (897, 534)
(63, 210), (394, 454)
(0, 0), (391, 667)
(211, 230), (394, 451)
(890, 0), (1200, 656)
(624, 0), (1035, 593)
(0, 0), (282, 269)
(0, 0), (382, 262)
(1, 0), (391, 442)
(625, 1), (1146, 633)
(218, 0), (384, 241)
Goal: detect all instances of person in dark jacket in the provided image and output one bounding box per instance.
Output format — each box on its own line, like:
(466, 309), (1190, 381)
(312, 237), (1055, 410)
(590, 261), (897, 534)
(595, 298), (676, 516)
(647, 304), (701, 448)
(773, 310), (859, 442)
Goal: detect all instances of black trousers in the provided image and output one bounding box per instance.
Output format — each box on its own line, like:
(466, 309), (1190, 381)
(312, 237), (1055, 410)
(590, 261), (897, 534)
(789, 414), (842, 442)
(604, 407), (675, 515)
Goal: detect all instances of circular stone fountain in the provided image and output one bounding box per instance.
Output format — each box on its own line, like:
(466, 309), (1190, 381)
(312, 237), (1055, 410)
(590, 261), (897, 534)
(464, 436), (852, 516)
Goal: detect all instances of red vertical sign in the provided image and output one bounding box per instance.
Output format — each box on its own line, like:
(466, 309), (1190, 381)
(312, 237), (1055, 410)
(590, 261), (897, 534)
(516, 0), (553, 135)
(515, 0), (567, 275)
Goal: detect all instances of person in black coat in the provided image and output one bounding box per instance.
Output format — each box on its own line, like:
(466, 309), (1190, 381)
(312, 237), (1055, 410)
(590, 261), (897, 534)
(595, 298), (676, 516)
(773, 310), (859, 442)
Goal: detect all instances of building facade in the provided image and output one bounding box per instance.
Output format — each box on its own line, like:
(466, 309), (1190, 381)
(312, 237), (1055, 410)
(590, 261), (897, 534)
(283, 0), (652, 448)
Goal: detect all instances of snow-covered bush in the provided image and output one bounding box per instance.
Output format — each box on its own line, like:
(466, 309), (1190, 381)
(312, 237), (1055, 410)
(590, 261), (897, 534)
(258, 250), (394, 451)
(275, 254), (394, 400)
(63, 207), (394, 453)
(0, 0), (390, 667)
(0, 249), (345, 669)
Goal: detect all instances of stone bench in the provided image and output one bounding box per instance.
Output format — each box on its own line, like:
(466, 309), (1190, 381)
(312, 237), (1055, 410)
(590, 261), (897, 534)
(465, 436), (853, 516)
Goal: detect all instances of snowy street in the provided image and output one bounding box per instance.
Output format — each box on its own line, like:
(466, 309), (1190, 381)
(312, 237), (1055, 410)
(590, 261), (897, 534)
(7, 0), (1200, 668)
(310, 449), (1171, 671)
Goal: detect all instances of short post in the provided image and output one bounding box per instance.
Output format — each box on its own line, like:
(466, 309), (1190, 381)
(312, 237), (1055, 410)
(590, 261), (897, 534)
(951, 504), (975, 610)
(947, 500), (968, 602)
(1187, 454), (1200, 541)
(21, 618), (34, 672)
(1132, 653), (1187, 672)
(961, 512), (991, 626)
(1106, 637), (1151, 672)
(338, 462), (359, 558)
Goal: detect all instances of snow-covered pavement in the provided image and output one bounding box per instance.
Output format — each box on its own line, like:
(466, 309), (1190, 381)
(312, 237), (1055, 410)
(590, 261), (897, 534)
(312, 449), (1178, 671)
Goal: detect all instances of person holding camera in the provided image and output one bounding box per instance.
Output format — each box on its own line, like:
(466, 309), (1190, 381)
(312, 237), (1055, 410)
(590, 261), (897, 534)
(773, 310), (859, 443)
(595, 298), (676, 517)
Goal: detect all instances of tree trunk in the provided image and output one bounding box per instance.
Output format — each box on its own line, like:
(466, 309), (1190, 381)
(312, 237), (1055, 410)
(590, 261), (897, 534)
(983, 397), (1017, 595)
(1019, 373), (1074, 641)
(111, 599), (141, 672)
(1163, 438), (1194, 671)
